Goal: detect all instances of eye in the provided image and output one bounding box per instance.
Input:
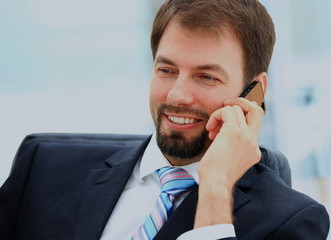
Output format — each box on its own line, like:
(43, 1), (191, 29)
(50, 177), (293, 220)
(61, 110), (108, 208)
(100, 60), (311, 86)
(160, 68), (172, 74)
(157, 67), (178, 78)
(197, 74), (222, 85)
(201, 75), (216, 80)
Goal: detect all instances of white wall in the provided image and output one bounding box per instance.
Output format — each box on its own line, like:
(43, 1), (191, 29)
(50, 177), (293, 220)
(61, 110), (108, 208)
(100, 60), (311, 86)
(0, 0), (156, 184)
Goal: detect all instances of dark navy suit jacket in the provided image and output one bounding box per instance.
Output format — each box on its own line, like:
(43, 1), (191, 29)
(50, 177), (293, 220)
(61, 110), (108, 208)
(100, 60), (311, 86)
(0, 133), (329, 239)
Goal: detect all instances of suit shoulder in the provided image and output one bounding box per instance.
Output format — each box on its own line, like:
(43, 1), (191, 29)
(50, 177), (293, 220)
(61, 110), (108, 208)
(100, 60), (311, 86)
(253, 164), (318, 206)
(235, 164), (330, 239)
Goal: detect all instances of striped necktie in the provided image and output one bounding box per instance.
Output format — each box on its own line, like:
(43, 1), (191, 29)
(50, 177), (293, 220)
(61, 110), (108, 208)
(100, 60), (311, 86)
(131, 166), (197, 240)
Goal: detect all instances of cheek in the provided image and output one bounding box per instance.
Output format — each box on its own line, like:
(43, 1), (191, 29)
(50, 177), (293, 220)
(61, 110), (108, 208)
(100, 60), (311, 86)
(199, 92), (231, 115)
(149, 78), (167, 120)
(149, 77), (169, 103)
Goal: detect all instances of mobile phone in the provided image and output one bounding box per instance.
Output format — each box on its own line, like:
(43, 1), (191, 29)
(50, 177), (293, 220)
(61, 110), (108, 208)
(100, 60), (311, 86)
(239, 81), (265, 112)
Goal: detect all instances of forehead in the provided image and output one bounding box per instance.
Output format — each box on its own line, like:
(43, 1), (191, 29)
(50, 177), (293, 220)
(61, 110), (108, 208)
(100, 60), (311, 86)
(155, 21), (244, 79)
(157, 20), (242, 54)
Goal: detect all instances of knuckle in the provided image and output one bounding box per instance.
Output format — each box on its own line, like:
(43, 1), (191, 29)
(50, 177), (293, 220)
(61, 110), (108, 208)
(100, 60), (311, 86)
(232, 129), (241, 139)
(231, 128), (248, 142)
(233, 105), (242, 111)
(223, 105), (232, 111)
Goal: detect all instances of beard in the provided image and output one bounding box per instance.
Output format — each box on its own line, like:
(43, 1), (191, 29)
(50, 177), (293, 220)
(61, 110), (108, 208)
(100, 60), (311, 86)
(155, 104), (210, 160)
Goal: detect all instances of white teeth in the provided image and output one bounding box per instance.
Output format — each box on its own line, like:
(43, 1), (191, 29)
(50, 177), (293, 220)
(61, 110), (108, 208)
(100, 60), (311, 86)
(168, 116), (197, 125)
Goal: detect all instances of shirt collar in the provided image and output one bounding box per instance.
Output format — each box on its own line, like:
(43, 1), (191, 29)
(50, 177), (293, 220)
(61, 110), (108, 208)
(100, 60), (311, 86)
(140, 133), (200, 184)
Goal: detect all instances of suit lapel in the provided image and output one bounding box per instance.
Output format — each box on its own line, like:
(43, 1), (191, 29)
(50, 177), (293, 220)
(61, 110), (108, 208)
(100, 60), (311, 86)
(154, 166), (256, 240)
(73, 136), (151, 240)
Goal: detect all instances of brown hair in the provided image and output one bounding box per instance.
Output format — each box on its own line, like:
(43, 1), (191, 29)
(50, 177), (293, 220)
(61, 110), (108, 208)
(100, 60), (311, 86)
(151, 0), (276, 86)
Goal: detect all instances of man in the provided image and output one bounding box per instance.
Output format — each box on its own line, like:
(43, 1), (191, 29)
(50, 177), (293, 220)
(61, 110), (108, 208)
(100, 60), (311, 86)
(0, 0), (329, 239)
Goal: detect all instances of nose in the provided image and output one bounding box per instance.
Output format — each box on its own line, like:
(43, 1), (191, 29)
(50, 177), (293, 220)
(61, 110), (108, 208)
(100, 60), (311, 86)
(167, 73), (195, 106)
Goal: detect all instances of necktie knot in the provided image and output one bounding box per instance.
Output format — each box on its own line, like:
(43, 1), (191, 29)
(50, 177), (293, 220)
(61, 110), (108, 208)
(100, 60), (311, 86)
(157, 166), (197, 199)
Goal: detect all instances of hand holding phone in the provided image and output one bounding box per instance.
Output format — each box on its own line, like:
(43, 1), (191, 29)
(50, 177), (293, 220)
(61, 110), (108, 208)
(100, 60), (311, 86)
(197, 95), (264, 228)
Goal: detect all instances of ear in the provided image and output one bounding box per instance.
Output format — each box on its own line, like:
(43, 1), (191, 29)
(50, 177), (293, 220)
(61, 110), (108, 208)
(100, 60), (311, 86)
(253, 72), (268, 95)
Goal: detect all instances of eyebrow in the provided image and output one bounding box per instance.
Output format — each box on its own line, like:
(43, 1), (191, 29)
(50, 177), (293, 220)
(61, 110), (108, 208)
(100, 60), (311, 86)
(154, 55), (229, 81)
(154, 56), (177, 67)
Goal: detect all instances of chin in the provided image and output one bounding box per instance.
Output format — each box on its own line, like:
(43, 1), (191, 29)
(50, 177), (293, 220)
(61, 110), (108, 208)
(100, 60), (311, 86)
(156, 127), (209, 160)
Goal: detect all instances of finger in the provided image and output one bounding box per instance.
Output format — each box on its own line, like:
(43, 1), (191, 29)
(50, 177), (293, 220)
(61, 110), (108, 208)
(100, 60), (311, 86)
(206, 110), (224, 140)
(208, 125), (221, 140)
(224, 98), (264, 131)
(246, 110), (263, 135)
(232, 105), (246, 128)
(224, 97), (260, 113)
(206, 106), (237, 130)
(206, 106), (237, 139)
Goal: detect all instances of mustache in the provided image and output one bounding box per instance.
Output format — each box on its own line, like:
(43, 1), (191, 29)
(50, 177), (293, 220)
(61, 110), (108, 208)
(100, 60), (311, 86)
(157, 104), (210, 120)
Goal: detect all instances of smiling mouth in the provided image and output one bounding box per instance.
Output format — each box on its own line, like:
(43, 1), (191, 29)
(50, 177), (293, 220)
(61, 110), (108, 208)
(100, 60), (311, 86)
(167, 115), (200, 125)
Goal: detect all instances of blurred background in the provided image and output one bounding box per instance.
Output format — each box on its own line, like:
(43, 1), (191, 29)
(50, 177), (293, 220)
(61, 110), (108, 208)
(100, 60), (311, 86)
(1, 0), (331, 231)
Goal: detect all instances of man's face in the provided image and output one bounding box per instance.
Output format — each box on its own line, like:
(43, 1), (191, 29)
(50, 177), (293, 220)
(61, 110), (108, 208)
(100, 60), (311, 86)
(149, 21), (245, 164)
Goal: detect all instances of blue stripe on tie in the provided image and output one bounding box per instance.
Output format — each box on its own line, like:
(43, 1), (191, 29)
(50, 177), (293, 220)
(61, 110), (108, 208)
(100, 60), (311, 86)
(144, 217), (157, 239)
(131, 167), (196, 240)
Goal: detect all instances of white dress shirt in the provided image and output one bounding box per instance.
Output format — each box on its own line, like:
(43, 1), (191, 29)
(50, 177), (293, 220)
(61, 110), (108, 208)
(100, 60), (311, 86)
(100, 133), (235, 239)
